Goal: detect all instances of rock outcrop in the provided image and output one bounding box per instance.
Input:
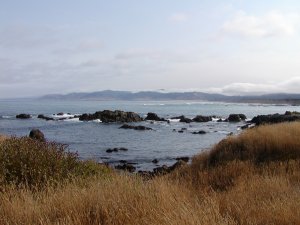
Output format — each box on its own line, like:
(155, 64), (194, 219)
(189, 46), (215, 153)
(251, 112), (300, 125)
(171, 115), (192, 123)
(227, 114), (247, 122)
(29, 129), (45, 142)
(192, 115), (212, 122)
(145, 112), (166, 121)
(16, 114), (31, 119)
(79, 110), (143, 123)
(37, 114), (54, 121)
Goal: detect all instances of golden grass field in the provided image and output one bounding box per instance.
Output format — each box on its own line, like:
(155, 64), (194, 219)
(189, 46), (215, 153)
(1, 122), (300, 225)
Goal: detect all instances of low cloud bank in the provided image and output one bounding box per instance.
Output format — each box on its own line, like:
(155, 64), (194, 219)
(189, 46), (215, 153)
(208, 77), (300, 95)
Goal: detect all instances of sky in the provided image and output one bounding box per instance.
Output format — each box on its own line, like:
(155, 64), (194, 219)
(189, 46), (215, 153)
(1, 0), (300, 98)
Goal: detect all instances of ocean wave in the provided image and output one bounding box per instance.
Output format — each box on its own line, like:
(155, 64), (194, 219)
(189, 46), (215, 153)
(92, 119), (102, 123)
(167, 119), (180, 122)
(143, 103), (165, 106)
(52, 113), (75, 118)
(64, 118), (81, 122)
(0, 115), (12, 119)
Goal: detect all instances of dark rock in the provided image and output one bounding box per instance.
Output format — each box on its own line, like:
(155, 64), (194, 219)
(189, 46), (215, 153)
(171, 115), (192, 123)
(192, 130), (206, 134)
(285, 111), (300, 116)
(153, 165), (170, 174)
(178, 130), (184, 133)
(175, 157), (189, 162)
(169, 160), (187, 171)
(152, 159), (159, 164)
(119, 124), (152, 131)
(115, 163), (136, 172)
(217, 119), (223, 122)
(79, 110), (143, 123)
(16, 114), (31, 119)
(119, 160), (127, 163)
(240, 123), (255, 130)
(172, 129), (177, 132)
(145, 112), (166, 121)
(106, 148), (113, 153)
(251, 113), (300, 125)
(107, 147), (128, 153)
(238, 114), (247, 120)
(57, 112), (64, 116)
(227, 114), (247, 122)
(153, 160), (187, 175)
(37, 114), (54, 121)
(29, 129), (45, 142)
(192, 115), (212, 122)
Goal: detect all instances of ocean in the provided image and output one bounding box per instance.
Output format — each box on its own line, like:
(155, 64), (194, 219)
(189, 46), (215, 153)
(1, 99), (300, 171)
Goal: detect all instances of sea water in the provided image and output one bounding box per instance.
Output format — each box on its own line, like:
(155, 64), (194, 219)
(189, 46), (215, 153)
(1, 99), (300, 171)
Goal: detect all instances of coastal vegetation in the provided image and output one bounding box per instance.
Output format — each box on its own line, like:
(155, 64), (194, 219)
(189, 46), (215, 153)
(0, 122), (300, 224)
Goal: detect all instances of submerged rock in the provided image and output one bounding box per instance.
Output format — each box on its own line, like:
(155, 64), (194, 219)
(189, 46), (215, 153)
(79, 110), (143, 123)
(192, 130), (206, 134)
(152, 159), (159, 164)
(38, 114), (54, 121)
(119, 124), (152, 131)
(106, 147), (128, 153)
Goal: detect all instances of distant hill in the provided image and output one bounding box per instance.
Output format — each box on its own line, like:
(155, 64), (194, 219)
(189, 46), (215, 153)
(40, 90), (300, 105)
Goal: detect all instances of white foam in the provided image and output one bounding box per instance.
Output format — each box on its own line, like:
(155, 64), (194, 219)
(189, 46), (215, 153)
(143, 103), (165, 106)
(1, 115), (12, 119)
(92, 119), (102, 123)
(52, 113), (75, 118)
(167, 119), (180, 122)
(65, 118), (80, 122)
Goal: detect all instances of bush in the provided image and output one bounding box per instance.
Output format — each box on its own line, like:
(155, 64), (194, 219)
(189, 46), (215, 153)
(0, 137), (110, 188)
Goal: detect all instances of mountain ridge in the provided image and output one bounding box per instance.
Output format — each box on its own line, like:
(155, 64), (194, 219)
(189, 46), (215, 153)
(40, 90), (300, 105)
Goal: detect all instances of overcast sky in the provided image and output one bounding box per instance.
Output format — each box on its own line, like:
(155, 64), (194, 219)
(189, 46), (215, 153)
(1, 0), (300, 98)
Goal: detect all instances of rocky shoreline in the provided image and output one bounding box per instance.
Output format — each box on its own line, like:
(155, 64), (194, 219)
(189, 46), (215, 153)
(11, 110), (300, 176)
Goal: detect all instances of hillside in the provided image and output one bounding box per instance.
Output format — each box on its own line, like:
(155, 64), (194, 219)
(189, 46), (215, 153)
(40, 90), (300, 104)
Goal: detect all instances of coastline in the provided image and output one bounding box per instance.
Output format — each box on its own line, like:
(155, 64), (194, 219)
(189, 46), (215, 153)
(0, 121), (299, 224)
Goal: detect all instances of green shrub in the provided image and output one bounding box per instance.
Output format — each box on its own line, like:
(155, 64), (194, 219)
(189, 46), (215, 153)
(0, 137), (110, 188)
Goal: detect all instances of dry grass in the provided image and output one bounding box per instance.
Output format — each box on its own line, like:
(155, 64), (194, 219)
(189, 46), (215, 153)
(1, 122), (300, 224)
(0, 135), (7, 143)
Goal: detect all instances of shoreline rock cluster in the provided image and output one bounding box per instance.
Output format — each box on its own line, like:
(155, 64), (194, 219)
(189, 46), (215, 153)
(15, 110), (300, 127)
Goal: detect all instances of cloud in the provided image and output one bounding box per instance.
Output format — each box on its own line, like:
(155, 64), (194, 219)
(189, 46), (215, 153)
(0, 25), (58, 49)
(221, 10), (299, 38)
(208, 77), (300, 95)
(52, 39), (103, 55)
(168, 13), (188, 23)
